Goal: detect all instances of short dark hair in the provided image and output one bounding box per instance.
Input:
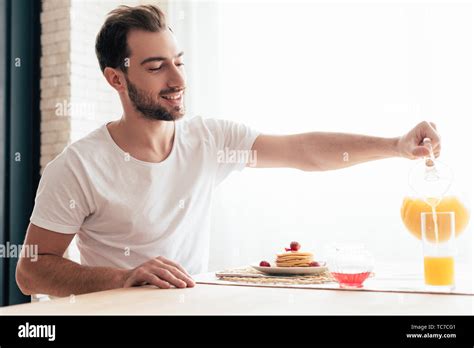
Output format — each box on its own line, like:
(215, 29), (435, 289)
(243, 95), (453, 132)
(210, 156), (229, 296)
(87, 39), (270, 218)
(95, 4), (167, 73)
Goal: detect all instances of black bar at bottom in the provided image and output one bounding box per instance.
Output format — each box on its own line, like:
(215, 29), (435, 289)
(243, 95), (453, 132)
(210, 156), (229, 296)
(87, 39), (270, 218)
(0, 315), (472, 345)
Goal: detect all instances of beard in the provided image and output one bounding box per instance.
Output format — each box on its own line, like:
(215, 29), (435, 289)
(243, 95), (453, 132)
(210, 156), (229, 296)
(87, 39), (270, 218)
(126, 77), (185, 121)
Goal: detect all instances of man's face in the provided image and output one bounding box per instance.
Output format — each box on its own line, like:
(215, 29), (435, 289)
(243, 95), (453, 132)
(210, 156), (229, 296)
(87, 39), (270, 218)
(124, 29), (186, 121)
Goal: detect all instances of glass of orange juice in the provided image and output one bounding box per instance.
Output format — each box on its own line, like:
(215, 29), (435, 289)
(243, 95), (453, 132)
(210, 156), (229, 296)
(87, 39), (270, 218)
(421, 211), (456, 291)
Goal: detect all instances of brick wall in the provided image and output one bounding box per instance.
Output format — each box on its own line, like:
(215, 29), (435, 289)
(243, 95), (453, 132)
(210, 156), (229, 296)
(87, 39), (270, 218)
(40, 0), (72, 172)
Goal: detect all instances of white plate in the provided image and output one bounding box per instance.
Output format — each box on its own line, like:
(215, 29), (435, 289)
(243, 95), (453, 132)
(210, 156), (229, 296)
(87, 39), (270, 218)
(251, 262), (328, 275)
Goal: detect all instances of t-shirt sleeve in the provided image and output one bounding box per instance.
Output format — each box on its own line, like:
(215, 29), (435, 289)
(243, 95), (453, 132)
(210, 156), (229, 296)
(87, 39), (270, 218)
(204, 118), (260, 186)
(30, 149), (94, 234)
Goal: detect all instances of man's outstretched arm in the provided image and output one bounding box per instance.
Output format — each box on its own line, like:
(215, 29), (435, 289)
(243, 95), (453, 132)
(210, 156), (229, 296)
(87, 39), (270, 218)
(249, 121), (440, 171)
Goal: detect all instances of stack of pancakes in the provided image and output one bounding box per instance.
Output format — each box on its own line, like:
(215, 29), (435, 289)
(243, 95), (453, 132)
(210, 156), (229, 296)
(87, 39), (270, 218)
(276, 251), (314, 267)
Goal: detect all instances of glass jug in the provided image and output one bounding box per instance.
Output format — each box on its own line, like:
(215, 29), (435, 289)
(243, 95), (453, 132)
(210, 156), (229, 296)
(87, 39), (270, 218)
(401, 138), (470, 241)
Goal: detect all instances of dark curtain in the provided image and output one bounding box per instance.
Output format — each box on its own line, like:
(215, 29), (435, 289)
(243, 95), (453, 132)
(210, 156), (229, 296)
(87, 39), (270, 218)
(1, 0), (41, 306)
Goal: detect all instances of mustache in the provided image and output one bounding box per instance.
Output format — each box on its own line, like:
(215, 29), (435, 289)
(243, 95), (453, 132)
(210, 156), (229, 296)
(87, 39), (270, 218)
(160, 87), (186, 96)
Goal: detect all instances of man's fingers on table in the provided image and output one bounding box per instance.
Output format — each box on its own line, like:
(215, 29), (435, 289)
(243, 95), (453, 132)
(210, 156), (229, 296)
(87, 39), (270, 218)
(142, 272), (172, 289)
(157, 256), (192, 277)
(155, 260), (195, 287)
(151, 267), (187, 288)
(125, 271), (171, 289)
(156, 256), (195, 284)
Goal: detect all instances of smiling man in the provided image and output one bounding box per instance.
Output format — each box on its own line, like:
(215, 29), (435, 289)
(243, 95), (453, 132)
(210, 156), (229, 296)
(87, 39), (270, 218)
(16, 5), (441, 297)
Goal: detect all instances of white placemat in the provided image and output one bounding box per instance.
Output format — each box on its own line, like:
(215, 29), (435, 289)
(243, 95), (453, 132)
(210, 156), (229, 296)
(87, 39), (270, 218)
(195, 264), (473, 296)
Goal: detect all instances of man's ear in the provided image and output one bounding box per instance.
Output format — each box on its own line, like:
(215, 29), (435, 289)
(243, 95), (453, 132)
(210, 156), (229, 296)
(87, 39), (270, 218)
(103, 67), (127, 92)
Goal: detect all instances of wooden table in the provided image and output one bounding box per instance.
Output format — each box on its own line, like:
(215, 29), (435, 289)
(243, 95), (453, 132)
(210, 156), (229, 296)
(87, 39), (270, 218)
(0, 272), (472, 315)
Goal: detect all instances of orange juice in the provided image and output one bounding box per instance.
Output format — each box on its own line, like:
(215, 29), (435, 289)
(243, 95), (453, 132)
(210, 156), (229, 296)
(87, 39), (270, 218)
(401, 196), (469, 242)
(423, 256), (455, 286)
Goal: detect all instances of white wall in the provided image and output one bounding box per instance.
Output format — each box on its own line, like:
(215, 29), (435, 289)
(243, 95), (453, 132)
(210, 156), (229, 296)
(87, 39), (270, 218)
(168, 1), (473, 271)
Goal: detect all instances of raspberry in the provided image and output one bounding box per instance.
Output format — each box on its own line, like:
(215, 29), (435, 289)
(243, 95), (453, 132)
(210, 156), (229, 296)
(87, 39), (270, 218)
(259, 261), (271, 267)
(309, 261), (320, 267)
(290, 241), (301, 251)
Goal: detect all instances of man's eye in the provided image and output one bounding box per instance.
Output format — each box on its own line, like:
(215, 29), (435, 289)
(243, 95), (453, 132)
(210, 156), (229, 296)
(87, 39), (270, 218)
(149, 67), (162, 71)
(176, 63), (184, 67)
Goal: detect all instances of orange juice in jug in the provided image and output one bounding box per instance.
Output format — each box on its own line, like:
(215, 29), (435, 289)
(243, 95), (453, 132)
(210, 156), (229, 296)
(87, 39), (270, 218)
(401, 196), (470, 242)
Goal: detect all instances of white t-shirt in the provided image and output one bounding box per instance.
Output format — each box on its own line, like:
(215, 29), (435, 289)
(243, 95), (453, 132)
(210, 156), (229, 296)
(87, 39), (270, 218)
(30, 116), (260, 275)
